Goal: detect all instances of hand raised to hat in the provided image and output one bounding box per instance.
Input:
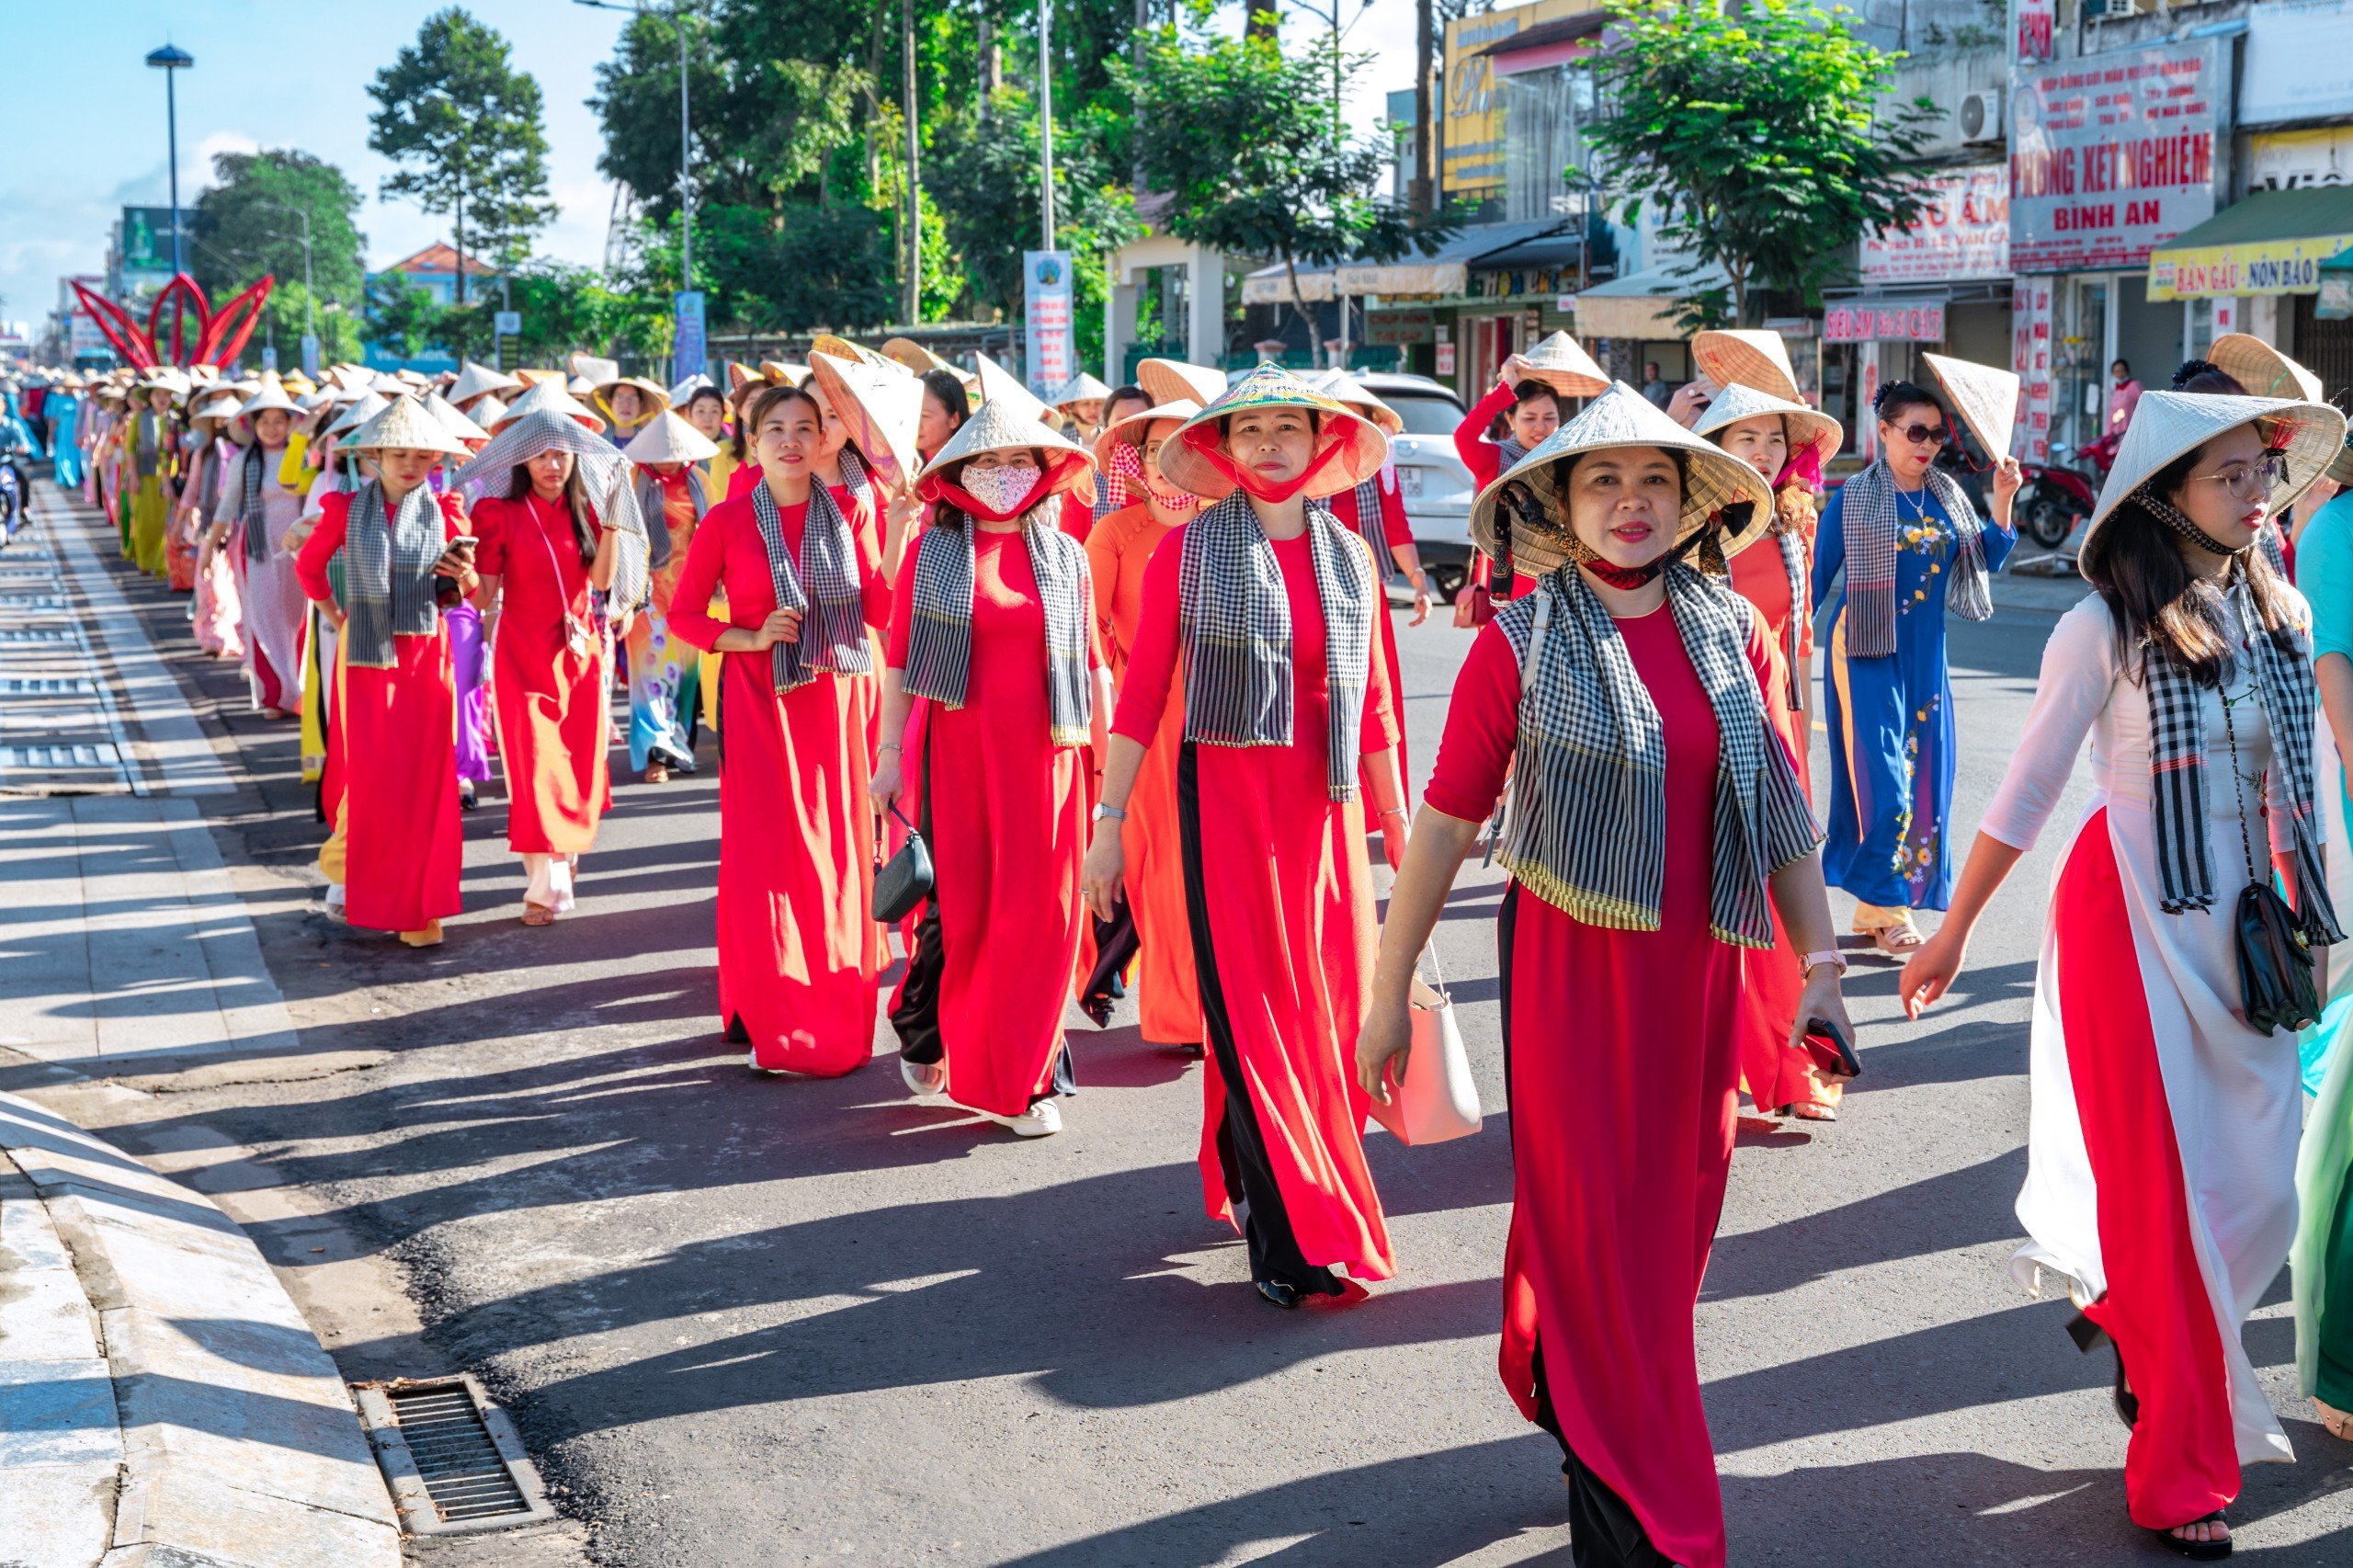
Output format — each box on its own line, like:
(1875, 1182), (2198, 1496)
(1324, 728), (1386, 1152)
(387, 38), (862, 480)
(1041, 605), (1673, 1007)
(1990, 455), (2023, 528)
(1498, 353), (1531, 391)
(1666, 378), (1716, 430)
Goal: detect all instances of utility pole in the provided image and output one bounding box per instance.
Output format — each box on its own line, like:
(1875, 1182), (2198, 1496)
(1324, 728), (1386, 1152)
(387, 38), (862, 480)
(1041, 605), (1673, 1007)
(1040, 0), (1056, 252)
(1411, 0), (1433, 214)
(145, 46), (195, 278)
(677, 7), (693, 290)
(904, 0), (921, 324)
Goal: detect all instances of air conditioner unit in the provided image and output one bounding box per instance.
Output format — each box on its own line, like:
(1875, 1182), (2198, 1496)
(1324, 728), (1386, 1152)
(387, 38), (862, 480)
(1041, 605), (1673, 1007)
(1959, 88), (2006, 144)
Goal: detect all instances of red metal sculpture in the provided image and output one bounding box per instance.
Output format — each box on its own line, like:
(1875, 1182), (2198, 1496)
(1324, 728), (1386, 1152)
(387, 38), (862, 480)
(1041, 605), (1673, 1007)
(72, 273), (275, 371)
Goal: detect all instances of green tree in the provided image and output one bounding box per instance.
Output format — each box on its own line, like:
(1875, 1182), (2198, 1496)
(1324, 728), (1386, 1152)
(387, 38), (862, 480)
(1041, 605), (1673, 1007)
(368, 6), (559, 306)
(1119, 29), (1453, 358)
(362, 276), (448, 360)
(188, 149), (369, 369)
(1581, 0), (1938, 326)
(931, 89), (1139, 326)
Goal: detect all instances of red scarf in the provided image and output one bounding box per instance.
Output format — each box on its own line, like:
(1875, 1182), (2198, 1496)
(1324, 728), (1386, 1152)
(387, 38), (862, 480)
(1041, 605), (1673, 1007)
(1178, 424), (1354, 504)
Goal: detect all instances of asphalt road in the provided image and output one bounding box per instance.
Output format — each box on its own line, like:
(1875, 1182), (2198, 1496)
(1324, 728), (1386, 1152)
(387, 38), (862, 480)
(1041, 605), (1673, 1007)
(36, 550), (2353, 1566)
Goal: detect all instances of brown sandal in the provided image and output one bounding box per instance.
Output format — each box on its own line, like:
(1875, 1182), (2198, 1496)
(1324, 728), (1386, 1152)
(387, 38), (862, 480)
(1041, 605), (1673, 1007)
(521, 903), (557, 926)
(643, 762), (670, 784)
(2319, 1398), (2353, 1440)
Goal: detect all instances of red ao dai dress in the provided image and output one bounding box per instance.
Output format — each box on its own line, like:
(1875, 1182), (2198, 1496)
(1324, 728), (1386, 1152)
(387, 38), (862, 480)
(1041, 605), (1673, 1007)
(670, 493), (891, 1075)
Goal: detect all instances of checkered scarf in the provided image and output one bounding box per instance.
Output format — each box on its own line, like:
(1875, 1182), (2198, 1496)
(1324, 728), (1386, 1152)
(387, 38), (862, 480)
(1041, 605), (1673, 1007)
(902, 514), (1093, 746)
(748, 478), (872, 696)
(239, 441), (276, 564)
(1095, 440), (1136, 524)
(1177, 492), (1374, 801)
(1771, 526), (1808, 710)
(1838, 462), (1992, 658)
(340, 479), (444, 671)
(1494, 562), (1822, 947)
(2142, 573), (2341, 942)
(1347, 476), (1384, 543)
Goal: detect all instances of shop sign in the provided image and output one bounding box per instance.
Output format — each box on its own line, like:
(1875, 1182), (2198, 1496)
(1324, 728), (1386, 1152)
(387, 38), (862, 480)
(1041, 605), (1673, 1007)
(1860, 165), (2010, 285)
(1436, 341), (1457, 376)
(2250, 127), (2353, 192)
(2011, 278), (2054, 462)
(1367, 308), (1437, 346)
(2149, 238), (2353, 301)
(2242, 0), (2353, 128)
(2323, 272), (2353, 322)
(2009, 40), (2220, 273)
(1824, 301), (1947, 343)
(1022, 251), (1074, 397)
(2016, 0), (2055, 64)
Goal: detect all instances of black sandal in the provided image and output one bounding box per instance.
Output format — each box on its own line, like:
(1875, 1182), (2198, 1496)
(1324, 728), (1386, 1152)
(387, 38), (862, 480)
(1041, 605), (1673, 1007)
(1255, 1278), (1302, 1309)
(2150, 1510), (2230, 1560)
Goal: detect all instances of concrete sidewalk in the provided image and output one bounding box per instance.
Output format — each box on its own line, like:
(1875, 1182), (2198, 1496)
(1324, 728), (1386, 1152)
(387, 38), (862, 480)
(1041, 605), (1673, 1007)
(0, 1090), (402, 1568)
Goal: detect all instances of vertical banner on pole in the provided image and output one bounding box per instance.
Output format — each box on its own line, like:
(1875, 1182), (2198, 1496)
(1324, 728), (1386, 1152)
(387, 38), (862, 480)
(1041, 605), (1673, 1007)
(673, 290), (708, 387)
(301, 333), (321, 380)
(494, 311), (522, 373)
(2011, 277), (2053, 461)
(1023, 251), (1074, 397)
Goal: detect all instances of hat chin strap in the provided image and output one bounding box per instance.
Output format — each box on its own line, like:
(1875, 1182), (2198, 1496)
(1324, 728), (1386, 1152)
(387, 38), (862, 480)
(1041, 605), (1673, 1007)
(2137, 486), (2245, 557)
(1180, 424), (1353, 504)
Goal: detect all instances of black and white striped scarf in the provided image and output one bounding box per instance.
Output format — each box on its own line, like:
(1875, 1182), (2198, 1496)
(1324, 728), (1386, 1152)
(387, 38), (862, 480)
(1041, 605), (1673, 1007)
(1772, 525), (1808, 710)
(633, 466), (708, 570)
(1837, 462), (1993, 658)
(341, 478), (444, 670)
(2143, 574), (2342, 942)
(1347, 475), (1384, 543)
(902, 515), (1093, 746)
(748, 478), (871, 695)
(240, 441), (276, 564)
(1177, 493), (1374, 801)
(1494, 562), (1822, 947)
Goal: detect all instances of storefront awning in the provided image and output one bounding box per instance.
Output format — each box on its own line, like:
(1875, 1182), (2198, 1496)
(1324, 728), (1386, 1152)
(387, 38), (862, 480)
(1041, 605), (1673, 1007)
(1241, 264), (1335, 305)
(1240, 221), (1575, 306)
(1572, 256), (1732, 339)
(2147, 187), (2353, 301)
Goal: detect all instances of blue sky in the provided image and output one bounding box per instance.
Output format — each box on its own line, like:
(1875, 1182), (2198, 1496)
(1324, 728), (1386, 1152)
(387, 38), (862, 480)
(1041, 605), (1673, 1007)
(0, 0), (1415, 338)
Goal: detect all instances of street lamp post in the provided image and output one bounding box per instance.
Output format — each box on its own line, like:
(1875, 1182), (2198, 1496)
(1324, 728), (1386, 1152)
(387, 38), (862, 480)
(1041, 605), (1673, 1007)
(1281, 0), (1373, 366)
(1040, 0), (1055, 253)
(145, 45), (195, 278)
(574, 0), (695, 291)
(260, 201), (319, 375)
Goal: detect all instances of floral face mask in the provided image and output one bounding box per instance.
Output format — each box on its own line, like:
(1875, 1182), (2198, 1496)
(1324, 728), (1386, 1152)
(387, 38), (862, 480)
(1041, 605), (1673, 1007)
(961, 460), (1044, 517)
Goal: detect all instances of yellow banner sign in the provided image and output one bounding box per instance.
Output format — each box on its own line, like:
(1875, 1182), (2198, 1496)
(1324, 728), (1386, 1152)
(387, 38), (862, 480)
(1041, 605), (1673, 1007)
(2149, 233), (2353, 300)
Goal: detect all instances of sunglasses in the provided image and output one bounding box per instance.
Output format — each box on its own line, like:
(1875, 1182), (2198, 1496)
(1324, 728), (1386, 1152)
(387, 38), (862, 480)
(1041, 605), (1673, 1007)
(1890, 422), (1949, 448)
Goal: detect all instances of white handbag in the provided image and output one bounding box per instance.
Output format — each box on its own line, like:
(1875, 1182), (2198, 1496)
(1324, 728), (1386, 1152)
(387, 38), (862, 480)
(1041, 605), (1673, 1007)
(1368, 945), (1483, 1145)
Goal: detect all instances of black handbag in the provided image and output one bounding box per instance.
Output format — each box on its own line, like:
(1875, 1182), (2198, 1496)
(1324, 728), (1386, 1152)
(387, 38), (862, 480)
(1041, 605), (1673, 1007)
(873, 802), (934, 924)
(2220, 689), (2321, 1034)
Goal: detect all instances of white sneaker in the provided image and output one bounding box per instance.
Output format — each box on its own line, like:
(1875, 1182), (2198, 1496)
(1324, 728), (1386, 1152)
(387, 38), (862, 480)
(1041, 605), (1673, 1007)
(746, 1049), (786, 1077)
(985, 1100), (1063, 1138)
(900, 1056), (946, 1097)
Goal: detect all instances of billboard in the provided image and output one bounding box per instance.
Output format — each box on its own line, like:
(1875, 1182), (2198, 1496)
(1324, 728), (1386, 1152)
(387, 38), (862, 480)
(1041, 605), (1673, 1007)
(1860, 165), (2010, 285)
(2011, 278), (2054, 462)
(119, 206), (184, 277)
(1441, 0), (1592, 199)
(2009, 40), (2220, 274)
(2242, 0), (2353, 127)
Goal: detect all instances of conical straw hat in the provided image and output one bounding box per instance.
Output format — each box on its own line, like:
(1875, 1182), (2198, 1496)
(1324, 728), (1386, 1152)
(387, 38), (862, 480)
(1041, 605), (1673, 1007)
(2082, 390), (2346, 559)
(883, 336), (956, 376)
(914, 398), (1095, 503)
(467, 393), (509, 429)
(568, 353), (621, 386)
(812, 335), (891, 371)
(1470, 381), (1777, 576)
(1051, 371), (1113, 407)
(190, 393), (244, 429)
(449, 359), (523, 404)
(2210, 333), (2325, 402)
(424, 392), (490, 444)
(235, 381), (299, 419)
(1691, 381), (1843, 467)
(325, 391), (390, 437)
(497, 379), (607, 433)
(514, 368), (567, 388)
(807, 352), (928, 488)
(594, 374), (671, 420)
(758, 360), (813, 389)
(1158, 363), (1387, 502)
(566, 374), (600, 398)
(973, 353), (1052, 426)
(1518, 330), (1610, 398)
(1138, 358), (1229, 408)
(1690, 328), (1802, 403)
(1094, 399), (1201, 469)
(667, 372), (716, 404)
(349, 394), (468, 456)
(1312, 369), (1404, 436)
(622, 409), (720, 466)
(1923, 352), (2019, 460)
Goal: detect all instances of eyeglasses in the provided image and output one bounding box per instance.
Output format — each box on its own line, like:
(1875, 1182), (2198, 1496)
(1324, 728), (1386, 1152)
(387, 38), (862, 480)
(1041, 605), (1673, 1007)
(1891, 423), (1949, 448)
(2188, 452), (2290, 503)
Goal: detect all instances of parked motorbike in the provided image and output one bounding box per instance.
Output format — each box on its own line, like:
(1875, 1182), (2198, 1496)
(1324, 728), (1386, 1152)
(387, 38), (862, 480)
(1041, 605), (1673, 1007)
(2012, 431), (2121, 549)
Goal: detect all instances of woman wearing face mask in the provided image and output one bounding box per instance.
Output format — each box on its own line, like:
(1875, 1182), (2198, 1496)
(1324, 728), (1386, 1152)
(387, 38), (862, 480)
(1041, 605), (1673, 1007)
(873, 404), (1108, 1136)
(1086, 384), (1156, 534)
(1813, 379), (2019, 955)
(1901, 392), (2348, 1559)
(210, 383), (310, 718)
(622, 411), (722, 783)
(1082, 367), (1407, 1302)
(1083, 399), (1205, 1051)
(671, 383), (892, 1075)
(456, 411), (650, 925)
(1694, 383), (1845, 1123)
(1361, 384), (1843, 1568)
(294, 399), (478, 948)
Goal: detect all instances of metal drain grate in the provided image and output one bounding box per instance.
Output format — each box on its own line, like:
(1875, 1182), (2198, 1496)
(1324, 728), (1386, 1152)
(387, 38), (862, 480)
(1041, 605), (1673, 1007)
(0, 677), (95, 695)
(0, 628), (73, 643)
(354, 1375), (554, 1536)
